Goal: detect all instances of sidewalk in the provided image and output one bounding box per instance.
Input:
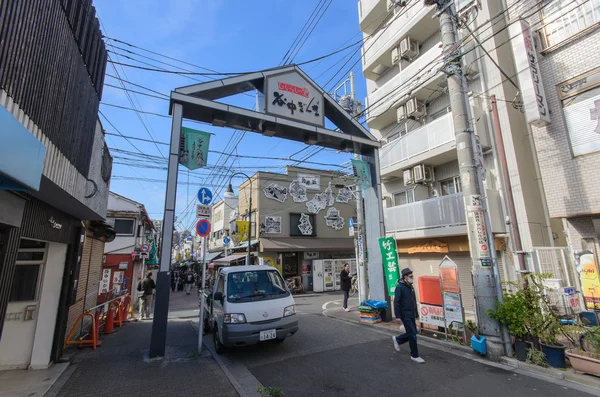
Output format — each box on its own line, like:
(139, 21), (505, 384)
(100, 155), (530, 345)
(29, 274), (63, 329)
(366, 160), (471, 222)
(324, 305), (600, 395)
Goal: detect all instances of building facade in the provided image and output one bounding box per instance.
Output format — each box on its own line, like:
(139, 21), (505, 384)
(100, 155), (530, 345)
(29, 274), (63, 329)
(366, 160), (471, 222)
(357, 0), (560, 316)
(207, 193), (239, 256)
(0, 0), (109, 369)
(224, 167), (356, 282)
(103, 192), (156, 306)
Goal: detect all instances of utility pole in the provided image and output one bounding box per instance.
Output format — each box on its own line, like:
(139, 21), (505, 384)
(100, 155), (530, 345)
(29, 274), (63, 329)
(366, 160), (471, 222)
(426, 0), (510, 356)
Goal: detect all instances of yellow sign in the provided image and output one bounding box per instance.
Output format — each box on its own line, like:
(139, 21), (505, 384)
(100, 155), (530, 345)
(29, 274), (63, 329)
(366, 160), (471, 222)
(579, 253), (600, 310)
(235, 221), (249, 242)
(262, 256), (275, 267)
(407, 240), (449, 254)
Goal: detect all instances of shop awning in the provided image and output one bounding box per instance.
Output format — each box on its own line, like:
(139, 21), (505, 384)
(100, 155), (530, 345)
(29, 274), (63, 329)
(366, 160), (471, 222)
(213, 253), (249, 265)
(235, 239), (259, 249)
(201, 251), (224, 263)
(260, 238), (354, 252)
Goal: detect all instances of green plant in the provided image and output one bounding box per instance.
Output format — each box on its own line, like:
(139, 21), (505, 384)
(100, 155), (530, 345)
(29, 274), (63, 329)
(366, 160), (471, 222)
(581, 326), (600, 353)
(465, 320), (480, 338)
(257, 386), (284, 397)
(488, 283), (532, 341)
(526, 348), (549, 368)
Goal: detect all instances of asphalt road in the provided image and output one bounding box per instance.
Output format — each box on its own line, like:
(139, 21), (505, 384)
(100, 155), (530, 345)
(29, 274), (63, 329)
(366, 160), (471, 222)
(184, 292), (596, 397)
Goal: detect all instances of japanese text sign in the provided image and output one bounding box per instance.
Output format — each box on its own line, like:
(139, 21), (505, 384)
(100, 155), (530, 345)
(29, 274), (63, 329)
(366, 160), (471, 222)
(351, 159), (372, 191)
(379, 237), (399, 296)
(265, 71), (324, 127)
(179, 127), (211, 170)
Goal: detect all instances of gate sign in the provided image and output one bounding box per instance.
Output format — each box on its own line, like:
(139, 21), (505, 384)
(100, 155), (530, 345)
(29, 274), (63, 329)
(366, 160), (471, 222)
(265, 71), (325, 127)
(197, 187), (213, 205)
(196, 219), (211, 237)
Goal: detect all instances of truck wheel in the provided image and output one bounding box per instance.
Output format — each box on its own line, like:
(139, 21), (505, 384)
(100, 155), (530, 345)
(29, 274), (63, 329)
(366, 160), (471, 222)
(275, 337), (286, 343)
(213, 326), (226, 354)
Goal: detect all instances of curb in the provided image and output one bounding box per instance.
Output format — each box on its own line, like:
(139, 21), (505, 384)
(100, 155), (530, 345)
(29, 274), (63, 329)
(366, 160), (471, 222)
(324, 309), (600, 396)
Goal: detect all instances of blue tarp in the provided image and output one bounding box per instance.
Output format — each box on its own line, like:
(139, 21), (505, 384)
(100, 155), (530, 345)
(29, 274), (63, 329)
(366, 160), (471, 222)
(360, 300), (388, 309)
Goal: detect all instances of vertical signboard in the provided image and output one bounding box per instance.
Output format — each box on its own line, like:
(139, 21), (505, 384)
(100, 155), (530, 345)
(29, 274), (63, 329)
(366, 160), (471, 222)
(577, 252), (600, 310)
(509, 20), (550, 127)
(179, 127), (211, 170)
(379, 237), (400, 296)
(439, 256), (465, 335)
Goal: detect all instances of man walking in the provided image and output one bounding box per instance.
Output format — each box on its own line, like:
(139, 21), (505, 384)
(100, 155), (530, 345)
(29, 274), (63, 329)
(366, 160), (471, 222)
(184, 269), (195, 295)
(340, 263), (353, 312)
(137, 272), (156, 320)
(392, 268), (425, 363)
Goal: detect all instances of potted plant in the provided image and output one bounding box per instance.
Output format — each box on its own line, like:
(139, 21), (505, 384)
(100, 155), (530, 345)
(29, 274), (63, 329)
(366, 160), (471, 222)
(488, 284), (533, 361)
(565, 326), (600, 376)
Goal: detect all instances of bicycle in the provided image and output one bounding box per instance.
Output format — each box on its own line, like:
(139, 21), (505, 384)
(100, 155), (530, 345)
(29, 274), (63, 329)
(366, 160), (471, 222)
(349, 274), (358, 297)
(286, 276), (305, 295)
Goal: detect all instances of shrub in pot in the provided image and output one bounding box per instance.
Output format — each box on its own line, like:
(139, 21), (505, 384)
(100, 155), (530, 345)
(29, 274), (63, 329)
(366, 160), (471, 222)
(566, 326), (600, 376)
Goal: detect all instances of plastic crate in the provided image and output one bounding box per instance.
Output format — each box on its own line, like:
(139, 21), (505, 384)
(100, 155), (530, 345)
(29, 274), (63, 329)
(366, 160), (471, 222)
(470, 335), (487, 355)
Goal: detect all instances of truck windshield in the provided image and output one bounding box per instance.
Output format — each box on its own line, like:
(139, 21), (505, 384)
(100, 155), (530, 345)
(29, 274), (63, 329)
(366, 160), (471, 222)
(227, 270), (289, 303)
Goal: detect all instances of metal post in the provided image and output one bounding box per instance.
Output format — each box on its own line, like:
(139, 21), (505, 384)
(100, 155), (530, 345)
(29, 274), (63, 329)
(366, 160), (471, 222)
(431, 0), (509, 356)
(149, 103), (182, 358)
(247, 189), (252, 266)
(198, 235), (208, 354)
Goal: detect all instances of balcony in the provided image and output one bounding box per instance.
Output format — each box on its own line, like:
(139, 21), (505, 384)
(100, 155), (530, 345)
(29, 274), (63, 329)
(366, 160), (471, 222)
(379, 112), (456, 178)
(365, 42), (444, 129)
(358, 0), (387, 35)
(362, 2), (438, 80)
(384, 191), (505, 239)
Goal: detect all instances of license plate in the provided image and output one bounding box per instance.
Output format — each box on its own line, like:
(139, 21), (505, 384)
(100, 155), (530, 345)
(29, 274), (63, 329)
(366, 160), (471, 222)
(260, 329), (276, 341)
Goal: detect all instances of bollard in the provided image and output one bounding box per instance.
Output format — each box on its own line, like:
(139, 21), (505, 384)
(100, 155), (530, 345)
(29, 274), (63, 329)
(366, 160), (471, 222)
(104, 304), (115, 334)
(113, 302), (123, 328)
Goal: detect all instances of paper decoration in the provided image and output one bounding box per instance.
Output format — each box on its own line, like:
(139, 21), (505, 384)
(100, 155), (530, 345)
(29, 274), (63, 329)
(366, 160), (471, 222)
(297, 173), (320, 190)
(264, 183), (288, 203)
(336, 186), (352, 203)
(289, 180), (308, 202)
(306, 182), (335, 214)
(298, 213), (313, 235)
(324, 207), (345, 230)
(264, 216), (282, 234)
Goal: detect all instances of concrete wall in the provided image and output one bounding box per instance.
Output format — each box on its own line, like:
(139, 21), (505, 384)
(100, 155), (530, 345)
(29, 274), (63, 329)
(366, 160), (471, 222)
(82, 121), (110, 218)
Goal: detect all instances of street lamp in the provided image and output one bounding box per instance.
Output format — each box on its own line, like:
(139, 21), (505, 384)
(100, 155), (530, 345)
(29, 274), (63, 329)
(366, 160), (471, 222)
(228, 173), (252, 266)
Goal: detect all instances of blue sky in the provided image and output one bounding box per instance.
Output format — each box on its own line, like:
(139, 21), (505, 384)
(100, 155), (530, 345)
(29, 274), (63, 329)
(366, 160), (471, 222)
(95, 0), (368, 232)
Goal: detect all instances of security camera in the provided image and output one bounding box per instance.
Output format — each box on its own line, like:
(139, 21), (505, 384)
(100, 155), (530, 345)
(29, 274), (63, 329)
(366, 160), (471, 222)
(505, 216), (511, 225)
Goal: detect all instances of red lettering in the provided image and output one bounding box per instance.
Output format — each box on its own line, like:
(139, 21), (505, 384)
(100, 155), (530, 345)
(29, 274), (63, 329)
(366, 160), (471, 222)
(278, 81), (310, 98)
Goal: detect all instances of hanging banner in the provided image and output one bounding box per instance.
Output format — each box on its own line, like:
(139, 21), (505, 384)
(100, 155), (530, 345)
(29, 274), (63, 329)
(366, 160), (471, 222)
(379, 237), (400, 296)
(235, 221), (249, 242)
(179, 127), (211, 170)
(577, 252), (600, 310)
(351, 159), (372, 191)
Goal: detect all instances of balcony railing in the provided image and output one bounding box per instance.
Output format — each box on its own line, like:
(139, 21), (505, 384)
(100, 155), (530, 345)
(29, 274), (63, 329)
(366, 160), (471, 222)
(366, 42), (443, 120)
(384, 193), (466, 233)
(359, 0), (383, 23)
(363, 1), (426, 66)
(379, 112), (454, 169)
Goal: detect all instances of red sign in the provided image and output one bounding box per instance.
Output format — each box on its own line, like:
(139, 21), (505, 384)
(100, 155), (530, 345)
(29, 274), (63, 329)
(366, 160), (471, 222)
(278, 81), (309, 98)
(196, 219), (211, 237)
(131, 252), (136, 261)
(140, 244), (150, 252)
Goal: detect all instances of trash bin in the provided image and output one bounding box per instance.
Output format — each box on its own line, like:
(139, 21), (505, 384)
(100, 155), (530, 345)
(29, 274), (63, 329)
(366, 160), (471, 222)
(303, 274), (313, 292)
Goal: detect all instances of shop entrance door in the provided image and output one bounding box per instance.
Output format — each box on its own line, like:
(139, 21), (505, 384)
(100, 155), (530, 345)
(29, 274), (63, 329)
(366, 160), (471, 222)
(282, 253), (299, 278)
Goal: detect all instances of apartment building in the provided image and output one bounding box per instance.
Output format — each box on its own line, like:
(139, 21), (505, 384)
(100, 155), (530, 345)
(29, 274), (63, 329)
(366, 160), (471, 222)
(358, 0), (557, 315)
(207, 191), (239, 258)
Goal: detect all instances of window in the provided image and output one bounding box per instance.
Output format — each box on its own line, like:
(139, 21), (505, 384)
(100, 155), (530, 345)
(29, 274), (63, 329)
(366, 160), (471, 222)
(10, 239), (46, 302)
(440, 177), (462, 196)
(393, 190), (414, 206)
(216, 275), (225, 293)
(114, 219), (135, 235)
(290, 213), (316, 236)
(542, 0), (600, 48)
(226, 270), (288, 303)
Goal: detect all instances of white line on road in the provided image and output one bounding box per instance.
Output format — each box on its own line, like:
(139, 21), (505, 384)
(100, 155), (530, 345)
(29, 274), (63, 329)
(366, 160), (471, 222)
(321, 299), (342, 310)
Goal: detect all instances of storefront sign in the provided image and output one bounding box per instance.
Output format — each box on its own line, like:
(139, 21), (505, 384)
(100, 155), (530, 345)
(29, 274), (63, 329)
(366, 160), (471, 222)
(99, 268), (111, 294)
(419, 304), (445, 328)
(48, 216), (62, 230)
(118, 261), (128, 270)
(509, 20), (550, 127)
(179, 127), (211, 170)
(407, 240), (449, 254)
(112, 271), (124, 284)
(577, 252), (600, 310)
(265, 71), (324, 127)
(304, 252), (318, 260)
(379, 237), (399, 296)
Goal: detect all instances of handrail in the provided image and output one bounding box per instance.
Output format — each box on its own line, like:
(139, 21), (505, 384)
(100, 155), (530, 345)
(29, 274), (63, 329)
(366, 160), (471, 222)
(88, 293), (129, 311)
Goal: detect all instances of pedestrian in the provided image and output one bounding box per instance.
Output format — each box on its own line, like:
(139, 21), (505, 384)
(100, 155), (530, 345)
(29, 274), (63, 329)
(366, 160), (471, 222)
(392, 268), (425, 363)
(184, 269), (195, 295)
(137, 271), (156, 320)
(171, 268), (176, 292)
(340, 263), (353, 312)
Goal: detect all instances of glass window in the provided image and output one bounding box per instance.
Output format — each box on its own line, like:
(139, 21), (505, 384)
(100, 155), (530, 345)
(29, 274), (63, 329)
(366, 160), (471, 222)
(216, 275), (224, 293)
(114, 219), (135, 235)
(10, 264), (41, 301)
(290, 213), (316, 236)
(542, 0), (600, 48)
(562, 85), (600, 156)
(19, 239), (46, 249)
(441, 177), (462, 196)
(393, 190), (414, 206)
(226, 270), (289, 303)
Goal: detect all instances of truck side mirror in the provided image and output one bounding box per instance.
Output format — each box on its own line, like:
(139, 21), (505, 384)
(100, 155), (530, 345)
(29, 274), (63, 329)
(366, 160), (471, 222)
(213, 291), (223, 302)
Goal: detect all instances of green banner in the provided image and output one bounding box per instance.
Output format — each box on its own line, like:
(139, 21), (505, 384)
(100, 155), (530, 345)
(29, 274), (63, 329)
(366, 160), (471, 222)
(351, 159), (372, 191)
(379, 237), (400, 296)
(179, 127), (211, 170)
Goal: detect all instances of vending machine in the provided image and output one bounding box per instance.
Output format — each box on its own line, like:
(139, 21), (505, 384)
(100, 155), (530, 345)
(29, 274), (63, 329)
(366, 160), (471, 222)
(312, 260), (324, 293)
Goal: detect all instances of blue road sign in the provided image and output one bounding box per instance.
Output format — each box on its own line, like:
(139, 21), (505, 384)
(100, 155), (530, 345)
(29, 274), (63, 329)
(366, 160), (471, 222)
(196, 219), (211, 237)
(348, 218), (354, 228)
(197, 187), (213, 205)
(223, 237), (230, 245)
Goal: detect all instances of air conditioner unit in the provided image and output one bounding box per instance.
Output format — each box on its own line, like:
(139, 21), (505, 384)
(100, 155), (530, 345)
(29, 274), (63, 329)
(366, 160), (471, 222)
(403, 169), (414, 186)
(391, 46), (401, 65)
(400, 37), (419, 60)
(413, 164), (433, 183)
(406, 98), (425, 118)
(396, 105), (406, 123)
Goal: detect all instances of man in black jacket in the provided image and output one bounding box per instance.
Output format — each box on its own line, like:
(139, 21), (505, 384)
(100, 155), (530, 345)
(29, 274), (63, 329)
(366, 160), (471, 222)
(392, 268), (425, 363)
(137, 272), (156, 320)
(340, 263), (353, 312)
